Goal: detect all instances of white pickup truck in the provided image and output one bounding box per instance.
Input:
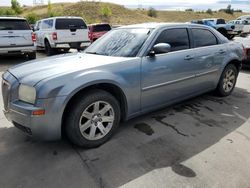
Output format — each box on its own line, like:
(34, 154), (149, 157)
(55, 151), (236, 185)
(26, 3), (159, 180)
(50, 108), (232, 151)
(34, 16), (90, 56)
(0, 17), (36, 59)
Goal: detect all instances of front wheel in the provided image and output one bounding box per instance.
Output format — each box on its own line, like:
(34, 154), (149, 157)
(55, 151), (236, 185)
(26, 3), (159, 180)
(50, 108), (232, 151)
(65, 90), (121, 148)
(216, 64), (238, 97)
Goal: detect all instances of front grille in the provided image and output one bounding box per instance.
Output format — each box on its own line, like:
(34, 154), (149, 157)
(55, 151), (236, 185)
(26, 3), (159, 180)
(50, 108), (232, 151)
(13, 122), (32, 136)
(1, 79), (10, 111)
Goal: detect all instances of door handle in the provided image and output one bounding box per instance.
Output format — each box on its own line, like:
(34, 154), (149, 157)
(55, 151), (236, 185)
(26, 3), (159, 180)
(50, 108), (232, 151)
(184, 55), (194, 60)
(217, 49), (226, 54)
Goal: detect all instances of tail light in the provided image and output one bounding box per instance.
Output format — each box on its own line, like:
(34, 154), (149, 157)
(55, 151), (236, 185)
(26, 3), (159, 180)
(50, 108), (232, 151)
(52, 32), (57, 40)
(31, 32), (36, 42)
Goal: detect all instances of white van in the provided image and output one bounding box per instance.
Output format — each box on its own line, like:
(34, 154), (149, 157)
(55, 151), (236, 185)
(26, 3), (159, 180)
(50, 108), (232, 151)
(0, 17), (36, 59)
(34, 17), (90, 56)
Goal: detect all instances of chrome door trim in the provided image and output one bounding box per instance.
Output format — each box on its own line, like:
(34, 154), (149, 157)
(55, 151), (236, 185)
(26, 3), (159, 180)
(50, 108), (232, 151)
(142, 74), (196, 91)
(196, 69), (219, 77)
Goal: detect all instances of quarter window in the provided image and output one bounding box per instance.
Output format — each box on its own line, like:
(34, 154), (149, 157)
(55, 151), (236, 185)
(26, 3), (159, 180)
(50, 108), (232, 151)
(155, 28), (190, 52)
(192, 29), (218, 47)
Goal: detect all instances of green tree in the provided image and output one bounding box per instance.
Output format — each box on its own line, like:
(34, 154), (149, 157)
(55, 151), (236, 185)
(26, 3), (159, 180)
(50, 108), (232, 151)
(225, 4), (234, 14)
(206, 8), (213, 15)
(11, 0), (22, 14)
(147, 7), (157, 18)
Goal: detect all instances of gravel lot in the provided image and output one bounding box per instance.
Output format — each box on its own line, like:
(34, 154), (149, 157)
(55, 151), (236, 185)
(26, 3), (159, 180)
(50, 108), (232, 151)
(1, 52), (250, 188)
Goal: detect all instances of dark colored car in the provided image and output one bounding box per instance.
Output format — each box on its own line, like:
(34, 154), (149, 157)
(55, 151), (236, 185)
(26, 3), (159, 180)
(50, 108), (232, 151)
(88, 23), (111, 43)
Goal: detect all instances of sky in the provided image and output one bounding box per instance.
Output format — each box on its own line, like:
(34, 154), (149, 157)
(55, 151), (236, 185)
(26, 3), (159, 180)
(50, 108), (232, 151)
(1, 0), (250, 11)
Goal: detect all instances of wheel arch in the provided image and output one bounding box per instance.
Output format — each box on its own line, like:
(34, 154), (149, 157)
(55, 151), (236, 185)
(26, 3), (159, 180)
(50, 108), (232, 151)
(226, 59), (242, 72)
(61, 83), (128, 137)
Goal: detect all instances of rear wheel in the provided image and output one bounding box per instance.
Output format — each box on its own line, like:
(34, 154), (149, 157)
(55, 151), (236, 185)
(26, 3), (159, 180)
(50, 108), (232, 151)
(45, 40), (55, 56)
(216, 64), (238, 96)
(65, 90), (121, 148)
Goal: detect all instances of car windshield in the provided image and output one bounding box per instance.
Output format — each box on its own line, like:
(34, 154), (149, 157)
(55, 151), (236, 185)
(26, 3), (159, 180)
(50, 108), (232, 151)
(85, 28), (151, 57)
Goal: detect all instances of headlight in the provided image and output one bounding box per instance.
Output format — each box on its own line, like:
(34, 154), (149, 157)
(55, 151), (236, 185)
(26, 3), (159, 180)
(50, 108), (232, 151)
(18, 84), (36, 104)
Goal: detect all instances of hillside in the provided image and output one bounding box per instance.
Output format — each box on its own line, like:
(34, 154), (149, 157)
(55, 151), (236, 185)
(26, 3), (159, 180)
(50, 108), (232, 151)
(7, 2), (250, 24)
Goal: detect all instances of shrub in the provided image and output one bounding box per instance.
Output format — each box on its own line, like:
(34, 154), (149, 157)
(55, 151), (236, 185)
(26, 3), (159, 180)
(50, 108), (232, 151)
(147, 7), (157, 18)
(206, 8), (213, 15)
(100, 5), (112, 18)
(26, 13), (39, 24)
(185, 8), (193, 12)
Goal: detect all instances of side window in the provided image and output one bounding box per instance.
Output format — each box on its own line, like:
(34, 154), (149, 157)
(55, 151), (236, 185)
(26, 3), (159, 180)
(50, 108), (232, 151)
(155, 28), (190, 52)
(192, 29), (218, 48)
(42, 19), (53, 29)
(35, 21), (41, 30)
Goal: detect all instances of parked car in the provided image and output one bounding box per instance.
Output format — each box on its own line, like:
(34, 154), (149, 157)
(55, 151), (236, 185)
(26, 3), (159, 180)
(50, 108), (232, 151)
(0, 17), (36, 59)
(2, 23), (244, 148)
(34, 16), (90, 56)
(88, 23), (111, 43)
(237, 15), (250, 22)
(192, 18), (239, 39)
(234, 35), (250, 67)
(228, 19), (250, 35)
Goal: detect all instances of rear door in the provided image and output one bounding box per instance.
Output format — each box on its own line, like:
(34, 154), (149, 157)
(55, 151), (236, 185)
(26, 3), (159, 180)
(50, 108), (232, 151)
(55, 18), (89, 43)
(191, 28), (225, 89)
(0, 19), (33, 48)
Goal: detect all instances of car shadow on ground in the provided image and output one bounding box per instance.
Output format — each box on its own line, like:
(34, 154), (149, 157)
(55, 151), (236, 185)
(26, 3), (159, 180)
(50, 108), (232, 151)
(0, 87), (250, 188)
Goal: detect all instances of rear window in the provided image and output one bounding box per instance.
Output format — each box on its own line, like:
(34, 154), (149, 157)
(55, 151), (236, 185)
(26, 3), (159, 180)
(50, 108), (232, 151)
(93, 24), (111, 32)
(0, 19), (30, 30)
(217, 19), (226, 24)
(55, 18), (87, 30)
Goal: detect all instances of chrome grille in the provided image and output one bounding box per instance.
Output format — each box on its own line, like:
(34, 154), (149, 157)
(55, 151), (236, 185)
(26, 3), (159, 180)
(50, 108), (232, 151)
(1, 79), (10, 111)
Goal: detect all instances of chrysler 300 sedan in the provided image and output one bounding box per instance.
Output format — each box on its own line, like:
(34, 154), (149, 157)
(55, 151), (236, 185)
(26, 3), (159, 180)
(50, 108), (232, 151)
(2, 23), (244, 147)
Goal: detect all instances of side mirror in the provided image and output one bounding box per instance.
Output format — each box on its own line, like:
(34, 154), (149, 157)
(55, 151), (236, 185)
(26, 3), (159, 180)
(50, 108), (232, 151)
(149, 43), (171, 56)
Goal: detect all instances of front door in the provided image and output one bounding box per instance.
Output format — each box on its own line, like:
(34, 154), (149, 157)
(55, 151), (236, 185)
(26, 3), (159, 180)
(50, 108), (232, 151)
(141, 28), (199, 110)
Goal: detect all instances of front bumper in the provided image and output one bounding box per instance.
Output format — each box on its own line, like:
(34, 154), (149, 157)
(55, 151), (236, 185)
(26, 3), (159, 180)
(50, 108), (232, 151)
(2, 71), (66, 141)
(227, 30), (241, 35)
(3, 97), (66, 141)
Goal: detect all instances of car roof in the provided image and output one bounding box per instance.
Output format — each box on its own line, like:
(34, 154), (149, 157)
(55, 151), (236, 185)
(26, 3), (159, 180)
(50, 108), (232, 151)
(0, 16), (26, 20)
(118, 22), (212, 30)
(39, 16), (83, 21)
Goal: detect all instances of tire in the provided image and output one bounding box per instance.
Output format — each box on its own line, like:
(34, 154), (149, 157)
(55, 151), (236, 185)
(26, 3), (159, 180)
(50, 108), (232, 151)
(45, 40), (55, 56)
(216, 64), (238, 97)
(217, 28), (228, 39)
(27, 52), (36, 60)
(65, 89), (121, 148)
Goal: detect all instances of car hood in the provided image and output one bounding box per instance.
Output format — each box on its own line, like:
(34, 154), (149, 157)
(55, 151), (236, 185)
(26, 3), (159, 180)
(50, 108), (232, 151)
(8, 53), (131, 86)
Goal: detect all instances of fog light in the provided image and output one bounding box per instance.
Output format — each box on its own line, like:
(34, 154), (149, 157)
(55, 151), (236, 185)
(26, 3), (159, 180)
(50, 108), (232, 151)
(32, 110), (45, 116)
